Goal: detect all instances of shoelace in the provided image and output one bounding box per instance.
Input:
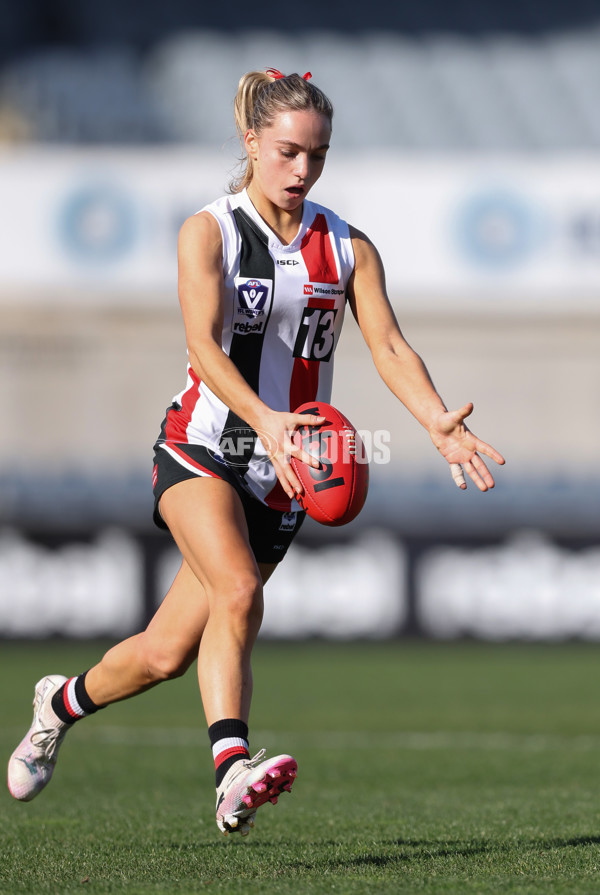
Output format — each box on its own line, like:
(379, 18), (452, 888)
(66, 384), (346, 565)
(30, 726), (65, 760)
(243, 748), (266, 768)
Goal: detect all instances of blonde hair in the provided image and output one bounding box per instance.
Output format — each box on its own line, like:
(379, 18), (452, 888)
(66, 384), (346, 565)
(230, 69), (334, 193)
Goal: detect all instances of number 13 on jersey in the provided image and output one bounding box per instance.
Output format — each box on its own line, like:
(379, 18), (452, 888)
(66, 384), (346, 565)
(293, 306), (339, 362)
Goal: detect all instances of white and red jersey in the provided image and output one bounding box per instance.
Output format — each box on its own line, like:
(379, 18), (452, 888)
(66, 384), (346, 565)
(156, 189), (355, 510)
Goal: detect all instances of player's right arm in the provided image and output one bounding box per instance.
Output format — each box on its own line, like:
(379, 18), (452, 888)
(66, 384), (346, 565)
(177, 212), (322, 497)
(177, 212), (264, 425)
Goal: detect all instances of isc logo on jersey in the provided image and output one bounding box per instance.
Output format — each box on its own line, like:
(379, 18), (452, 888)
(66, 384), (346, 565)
(233, 277), (273, 335)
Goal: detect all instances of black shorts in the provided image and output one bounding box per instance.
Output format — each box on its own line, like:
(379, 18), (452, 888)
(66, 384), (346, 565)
(152, 441), (306, 565)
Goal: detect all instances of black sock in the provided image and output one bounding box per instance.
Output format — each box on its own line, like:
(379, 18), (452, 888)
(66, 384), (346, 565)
(51, 671), (101, 725)
(209, 718), (250, 787)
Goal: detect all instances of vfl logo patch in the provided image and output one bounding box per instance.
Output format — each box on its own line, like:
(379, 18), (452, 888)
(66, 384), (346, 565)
(237, 279), (269, 317)
(233, 277), (273, 335)
(279, 511), (298, 532)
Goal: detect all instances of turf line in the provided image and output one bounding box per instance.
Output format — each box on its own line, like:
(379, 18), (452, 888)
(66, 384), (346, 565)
(3, 727), (599, 752)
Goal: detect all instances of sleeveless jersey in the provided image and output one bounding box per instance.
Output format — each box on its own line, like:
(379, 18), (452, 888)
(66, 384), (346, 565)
(156, 189), (355, 510)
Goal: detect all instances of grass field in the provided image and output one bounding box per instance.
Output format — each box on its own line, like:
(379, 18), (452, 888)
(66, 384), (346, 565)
(2, 640), (600, 894)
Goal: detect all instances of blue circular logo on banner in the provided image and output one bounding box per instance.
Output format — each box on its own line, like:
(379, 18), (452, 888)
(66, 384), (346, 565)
(455, 189), (543, 270)
(58, 184), (136, 264)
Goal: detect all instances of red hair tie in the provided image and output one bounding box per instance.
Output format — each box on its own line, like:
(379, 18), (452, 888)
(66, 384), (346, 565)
(265, 68), (312, 81)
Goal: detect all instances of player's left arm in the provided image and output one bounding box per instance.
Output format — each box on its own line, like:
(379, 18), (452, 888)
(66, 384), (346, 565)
(346, 225), (505, 491)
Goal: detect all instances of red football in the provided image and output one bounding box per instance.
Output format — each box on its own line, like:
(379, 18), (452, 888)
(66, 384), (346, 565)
(291, 401), (369, 526)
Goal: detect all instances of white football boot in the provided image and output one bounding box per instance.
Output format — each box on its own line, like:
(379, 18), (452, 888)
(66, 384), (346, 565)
(215, 748), (297, 836)
(7, 674), (70, 801)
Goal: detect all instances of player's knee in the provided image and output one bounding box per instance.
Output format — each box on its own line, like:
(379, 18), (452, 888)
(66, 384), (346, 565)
(220, 573), (264, 627)
(141, 639), (192, 682)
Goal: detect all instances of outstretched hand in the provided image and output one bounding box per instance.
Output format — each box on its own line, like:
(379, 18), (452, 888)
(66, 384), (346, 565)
(428, 403), (505, 491)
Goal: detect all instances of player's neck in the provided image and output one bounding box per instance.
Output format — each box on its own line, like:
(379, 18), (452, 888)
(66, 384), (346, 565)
(246, 187), (303, 246)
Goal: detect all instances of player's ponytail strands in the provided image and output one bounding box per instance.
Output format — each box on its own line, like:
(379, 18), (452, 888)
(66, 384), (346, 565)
(230, 68), (333, 194)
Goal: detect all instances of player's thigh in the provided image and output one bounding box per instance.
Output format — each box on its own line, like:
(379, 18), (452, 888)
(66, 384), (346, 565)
(158, 476), (261, 599)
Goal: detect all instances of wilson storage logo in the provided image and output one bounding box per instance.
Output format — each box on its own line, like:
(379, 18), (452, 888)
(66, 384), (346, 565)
(233, 277), (273, 335)
(303, 284), (344, 297)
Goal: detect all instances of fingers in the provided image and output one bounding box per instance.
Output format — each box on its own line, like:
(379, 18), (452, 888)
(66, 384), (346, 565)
(271, 452), (303, 500)
(272, 430), (323, 500)
(288, 429), (322, 469)
(451, 402), (474, 423)
(288, 414), (325, 469)
(475, 439), (506, 466)
(437, 403), (504, 491)
(291, 445), (321, 469)
(474, 450), (506, 489)
(262, 413), (327, 500)
(450, 463), (467, 490)
(293, 413), (326, 427)
(453, 454), (497, 492)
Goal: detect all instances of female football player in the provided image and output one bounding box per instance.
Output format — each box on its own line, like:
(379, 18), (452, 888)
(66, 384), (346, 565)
(8, 69), (504, 836)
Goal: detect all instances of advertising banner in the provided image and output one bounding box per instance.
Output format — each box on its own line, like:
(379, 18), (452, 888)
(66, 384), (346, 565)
(2, 526), (599, 641)
(2, 149), (600, 308)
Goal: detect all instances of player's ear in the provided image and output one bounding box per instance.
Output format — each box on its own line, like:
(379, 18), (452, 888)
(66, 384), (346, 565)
(245, 129), (259, 160)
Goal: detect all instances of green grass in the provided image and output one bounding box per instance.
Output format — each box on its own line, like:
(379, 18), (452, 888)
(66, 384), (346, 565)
(2, 641), (600, 894)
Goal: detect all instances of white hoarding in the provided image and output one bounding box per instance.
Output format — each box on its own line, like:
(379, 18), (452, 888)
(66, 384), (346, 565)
(1, 148), (600, 308)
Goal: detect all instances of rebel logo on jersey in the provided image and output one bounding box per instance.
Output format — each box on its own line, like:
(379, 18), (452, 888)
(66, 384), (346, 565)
(278, 512), (298, 532)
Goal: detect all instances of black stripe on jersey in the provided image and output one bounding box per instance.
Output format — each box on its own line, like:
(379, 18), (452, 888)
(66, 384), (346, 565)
(219, 207), (275, 475)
